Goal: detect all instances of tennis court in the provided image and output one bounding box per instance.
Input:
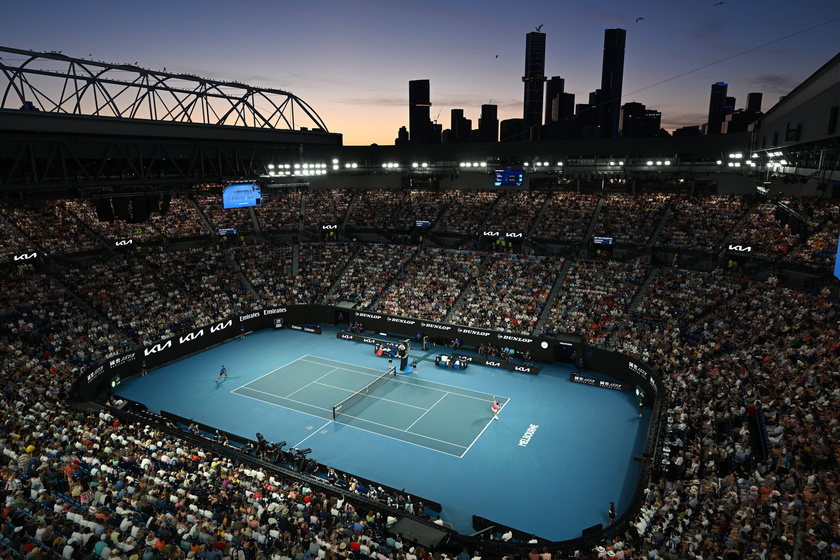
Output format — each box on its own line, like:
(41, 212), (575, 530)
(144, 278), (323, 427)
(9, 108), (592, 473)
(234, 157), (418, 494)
(232, 355), (506, 457)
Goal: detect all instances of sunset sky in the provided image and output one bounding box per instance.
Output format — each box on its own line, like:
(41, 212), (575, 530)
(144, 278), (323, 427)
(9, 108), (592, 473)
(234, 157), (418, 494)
(1, 0), (838, 145)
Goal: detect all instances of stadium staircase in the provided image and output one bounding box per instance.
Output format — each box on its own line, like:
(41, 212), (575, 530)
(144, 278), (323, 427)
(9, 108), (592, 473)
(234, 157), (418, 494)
(626, 264), (660, 314)
(323, 243), (365, 305)
(226, 248), (264, 304)
(188, 195), (215, 237)
(343, 191), (359, 229)
(646, 205), (673, 248)
(249, 206), (261, 234)
(526, 193), (555, 242)
(365, 246), (422, 310)
(442, 251), (493, 323)
(532, 258), (574, 335)
(580, 197), (605, 257)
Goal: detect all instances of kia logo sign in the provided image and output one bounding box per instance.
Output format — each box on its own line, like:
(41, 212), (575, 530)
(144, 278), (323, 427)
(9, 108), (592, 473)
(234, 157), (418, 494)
(728, 245), (752, 252)
(505, 232), (523, 238)
(321, 224), (338, 230)
(13, 252), (37, 261)
(144, 340), (172, 356)
(179, 329), (205, 344)
(210, 320), (232, 333)
(482, 231), (500, 237)
(114, 239), (133, 246)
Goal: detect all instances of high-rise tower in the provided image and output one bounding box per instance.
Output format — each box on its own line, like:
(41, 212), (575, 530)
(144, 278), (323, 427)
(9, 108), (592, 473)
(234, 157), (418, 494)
(706, 82), (729, 135)
(478, 104), (499, 142)
(522, 30), (547, 140)
(598, 28), (626, 139)
(545, 76), (565, 124)
(409, 79), (433, 144)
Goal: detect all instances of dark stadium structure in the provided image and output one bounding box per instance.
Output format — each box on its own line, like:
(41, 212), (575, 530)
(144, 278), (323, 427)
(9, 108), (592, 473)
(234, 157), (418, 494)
(1, 46), (839, 560)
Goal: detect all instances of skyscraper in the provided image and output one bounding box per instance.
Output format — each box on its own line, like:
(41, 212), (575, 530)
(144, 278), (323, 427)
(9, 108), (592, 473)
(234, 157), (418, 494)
(408, 79), (434, 144)
(449, 109), (472, 143)
(545, 76), (565, 124)
(478, 104), (499, 142)
(522, 30), (547, 140)
(747, 92), (763, 114)
(619, 102), (661, 138)
(706, 82), (728, 135)
(598, 28), (626, 139)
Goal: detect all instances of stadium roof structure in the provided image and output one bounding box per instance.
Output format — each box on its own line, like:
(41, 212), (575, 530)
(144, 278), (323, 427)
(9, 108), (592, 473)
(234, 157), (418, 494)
(0, 46), (342, 194)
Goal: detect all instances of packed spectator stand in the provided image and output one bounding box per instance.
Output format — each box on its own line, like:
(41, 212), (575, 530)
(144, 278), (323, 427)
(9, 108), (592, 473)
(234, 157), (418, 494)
(1, 187), (839, 560)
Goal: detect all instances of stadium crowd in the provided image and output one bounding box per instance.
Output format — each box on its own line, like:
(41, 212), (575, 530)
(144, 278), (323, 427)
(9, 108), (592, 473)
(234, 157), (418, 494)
(1, 189), (839, 560)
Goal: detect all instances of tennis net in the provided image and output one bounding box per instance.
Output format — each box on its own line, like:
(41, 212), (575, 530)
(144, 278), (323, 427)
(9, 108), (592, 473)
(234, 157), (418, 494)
(332, 366), (397, 420)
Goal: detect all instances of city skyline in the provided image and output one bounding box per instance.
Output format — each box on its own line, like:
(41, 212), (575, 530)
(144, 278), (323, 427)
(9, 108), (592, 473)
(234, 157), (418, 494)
(0, 0), (838, 146)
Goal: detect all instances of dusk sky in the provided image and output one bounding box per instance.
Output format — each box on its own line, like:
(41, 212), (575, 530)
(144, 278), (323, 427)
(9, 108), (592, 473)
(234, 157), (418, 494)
(1, 0), (839, 146)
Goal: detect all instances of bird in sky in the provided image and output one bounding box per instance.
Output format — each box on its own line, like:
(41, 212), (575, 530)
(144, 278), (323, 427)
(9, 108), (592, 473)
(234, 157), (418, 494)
(635, 17), (645, 22)
(714, 1), (728, 5)
(535, 24), (543, 32)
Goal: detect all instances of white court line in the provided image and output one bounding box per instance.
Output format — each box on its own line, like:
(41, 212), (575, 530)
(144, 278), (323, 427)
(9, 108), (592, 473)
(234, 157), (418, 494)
(405, 392), (448, 432)
(293, 419), (333, 449)
(233, 354), (506, 457)
(237, 355), (317, 389)
(312, 380), (429, 411)
(395, 374), (502, 403)
(234, 387), (332, 414)
(462, 400), (510, 456)
(336, 411), (470, 456)
(300, 355), (388, 376)
(285, 367), (342, 400)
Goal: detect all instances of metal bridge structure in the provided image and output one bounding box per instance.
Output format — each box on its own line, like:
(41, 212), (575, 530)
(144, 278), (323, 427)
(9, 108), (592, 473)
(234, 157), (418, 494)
(0, 46), (341, 195)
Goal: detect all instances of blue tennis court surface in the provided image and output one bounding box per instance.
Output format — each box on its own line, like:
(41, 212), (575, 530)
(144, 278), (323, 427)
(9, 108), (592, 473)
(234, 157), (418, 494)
(114, 327), (647, 540)
(232, 355), (507, 457)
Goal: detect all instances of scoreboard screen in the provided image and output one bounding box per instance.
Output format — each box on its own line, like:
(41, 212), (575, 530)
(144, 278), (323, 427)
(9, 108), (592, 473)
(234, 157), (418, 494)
(494, 168), (524, 187)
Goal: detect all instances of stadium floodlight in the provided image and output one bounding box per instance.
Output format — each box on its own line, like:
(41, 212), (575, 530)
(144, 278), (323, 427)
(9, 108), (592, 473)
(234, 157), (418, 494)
(646, 161), (654, 166)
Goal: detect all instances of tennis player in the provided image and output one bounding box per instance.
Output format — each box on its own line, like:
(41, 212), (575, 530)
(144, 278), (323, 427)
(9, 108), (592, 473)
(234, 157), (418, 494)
(491, 397), (501, 420)
(216, 365), (228, 382)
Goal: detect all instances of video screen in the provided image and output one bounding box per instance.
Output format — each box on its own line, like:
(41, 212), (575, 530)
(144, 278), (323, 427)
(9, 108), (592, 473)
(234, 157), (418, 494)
(223, 183), (262, 209)
(593, 236), (614, 245)
(494, 168), (524, 187)
(415, 220), (433, 228)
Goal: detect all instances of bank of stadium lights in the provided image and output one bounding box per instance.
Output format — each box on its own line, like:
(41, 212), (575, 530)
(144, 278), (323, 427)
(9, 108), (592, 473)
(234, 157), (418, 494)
(411, 162), (429, 168)
(459, 162), (487, 168)
(382, 163), (401, 170)
(267, 163), (293, 177)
